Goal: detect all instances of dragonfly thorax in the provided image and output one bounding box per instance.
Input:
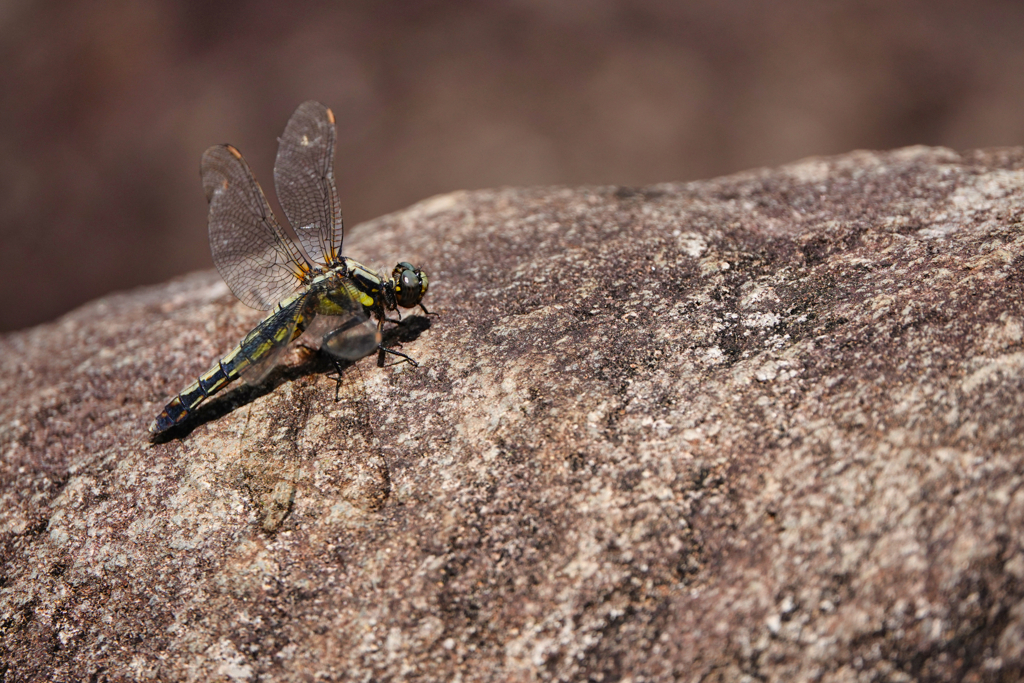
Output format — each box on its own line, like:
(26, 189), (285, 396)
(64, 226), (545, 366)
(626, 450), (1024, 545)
(337, 257), (429, 314)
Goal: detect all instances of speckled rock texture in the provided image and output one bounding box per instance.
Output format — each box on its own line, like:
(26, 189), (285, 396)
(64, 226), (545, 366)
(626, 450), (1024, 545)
(3, 146), (1024, 681)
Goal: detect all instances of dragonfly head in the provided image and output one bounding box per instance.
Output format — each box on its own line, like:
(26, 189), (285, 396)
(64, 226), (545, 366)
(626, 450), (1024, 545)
(390, 261), (429, 310)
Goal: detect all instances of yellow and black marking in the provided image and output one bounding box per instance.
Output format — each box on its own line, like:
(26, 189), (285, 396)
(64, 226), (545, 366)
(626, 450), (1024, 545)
(150, 258), (430, 435)
(150, 101), (431, 437)
(150, 292), (313, 433)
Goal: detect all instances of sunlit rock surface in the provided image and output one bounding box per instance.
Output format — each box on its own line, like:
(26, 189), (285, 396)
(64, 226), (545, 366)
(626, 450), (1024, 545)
(3, 146), (1024, 681)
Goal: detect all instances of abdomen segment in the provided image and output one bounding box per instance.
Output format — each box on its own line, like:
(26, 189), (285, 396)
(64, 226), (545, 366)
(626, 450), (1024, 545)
(150, 294), (311, 434)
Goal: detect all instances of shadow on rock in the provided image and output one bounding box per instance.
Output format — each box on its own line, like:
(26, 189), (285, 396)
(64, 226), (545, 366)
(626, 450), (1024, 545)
(149, 315), (431, 443)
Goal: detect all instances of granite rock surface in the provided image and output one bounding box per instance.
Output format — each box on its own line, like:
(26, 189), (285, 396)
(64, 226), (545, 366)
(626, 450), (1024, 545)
(3, 146), (1024, 681)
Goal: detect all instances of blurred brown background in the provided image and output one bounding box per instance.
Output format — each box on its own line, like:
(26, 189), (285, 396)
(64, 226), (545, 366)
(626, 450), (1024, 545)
(2, 0), (1023, 332)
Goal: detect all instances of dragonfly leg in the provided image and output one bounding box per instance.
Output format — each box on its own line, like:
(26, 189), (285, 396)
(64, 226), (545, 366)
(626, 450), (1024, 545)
(375, 314), (419, 367)
(377, 344), (419, 368)
(380, 308), (404, 325)
(328, 358), (345, 401)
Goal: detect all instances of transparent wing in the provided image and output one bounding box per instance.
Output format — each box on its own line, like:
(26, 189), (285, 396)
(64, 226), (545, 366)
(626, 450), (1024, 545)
(322, 316), (380, 361)
(274, 101), (343, 267)
(237, 294), (311, 385)
(299, 312), (352, 350)
(300, 312), (380, 362)
(238, 338), (292, 386)
(203, 144), (311, 311)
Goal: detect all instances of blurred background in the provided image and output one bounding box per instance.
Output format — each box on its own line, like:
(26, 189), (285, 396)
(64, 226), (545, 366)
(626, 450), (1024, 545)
(2, 0), (1024, 332)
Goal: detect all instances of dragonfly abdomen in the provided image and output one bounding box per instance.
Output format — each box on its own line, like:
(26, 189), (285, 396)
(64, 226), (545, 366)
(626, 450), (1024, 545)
(149, 360), (232, 433)
(149, 295), (312, 434)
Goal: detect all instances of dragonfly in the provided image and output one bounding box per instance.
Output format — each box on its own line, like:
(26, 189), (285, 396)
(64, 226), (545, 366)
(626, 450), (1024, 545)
(150, 101), (429, 435)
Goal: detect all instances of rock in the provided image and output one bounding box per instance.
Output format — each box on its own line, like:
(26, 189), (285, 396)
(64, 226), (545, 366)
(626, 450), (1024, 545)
(3, 145), (1024, 680)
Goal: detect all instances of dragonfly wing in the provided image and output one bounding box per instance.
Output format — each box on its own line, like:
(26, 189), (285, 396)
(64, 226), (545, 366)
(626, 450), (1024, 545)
(304, 312), (381, 362)
(298, 312), (345, 351)
(238, 341), (291, 386)
(274, 101), (344, 267)
(324, 317), (380, 361)
(202, 144), (310, 310)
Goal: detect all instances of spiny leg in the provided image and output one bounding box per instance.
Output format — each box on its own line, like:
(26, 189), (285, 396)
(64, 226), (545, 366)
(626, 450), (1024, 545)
(374, 315), (418, 368)
(377, 344), (419, 368)
(329, 358), (346, 401)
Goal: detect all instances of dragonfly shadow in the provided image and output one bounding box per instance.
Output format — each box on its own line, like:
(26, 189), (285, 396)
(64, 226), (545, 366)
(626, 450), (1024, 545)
(149, 315), (432, 443)
(379, 313), (432, 360)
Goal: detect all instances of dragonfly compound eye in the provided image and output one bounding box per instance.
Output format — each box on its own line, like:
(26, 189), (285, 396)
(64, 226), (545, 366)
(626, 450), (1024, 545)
(397, 267), (424, 308)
